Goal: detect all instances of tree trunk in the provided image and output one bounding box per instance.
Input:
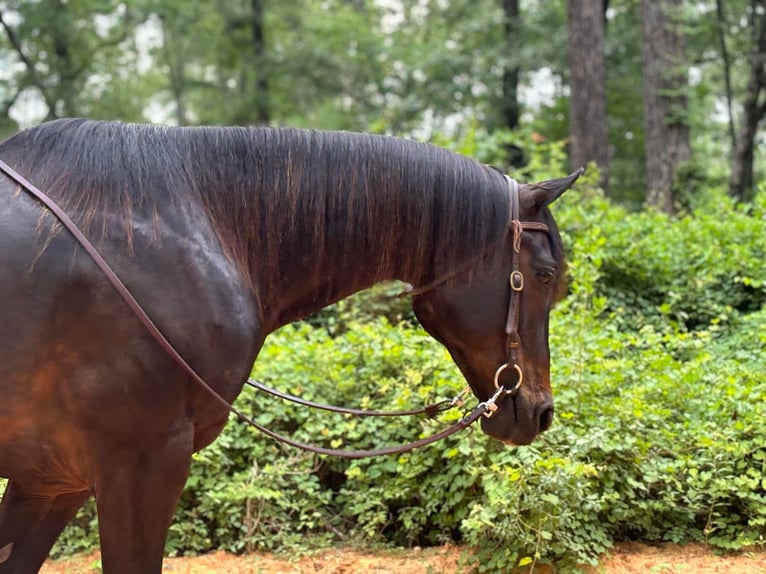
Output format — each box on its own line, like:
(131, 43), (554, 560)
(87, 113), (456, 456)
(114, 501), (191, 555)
(501, 0), (523, 167)
(158, 15), (188, 126)
(50, 0), (78, 118)
(501, 0), (520, 131)
(567, 0), (609, 191)
(729, 1), (766, 202)
(640, 0), (690, 214)
(715, 0), (736, 156)
(252, 0), (270, 125)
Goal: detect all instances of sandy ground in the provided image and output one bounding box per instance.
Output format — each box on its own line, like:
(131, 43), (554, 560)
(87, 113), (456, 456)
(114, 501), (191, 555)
(39, 543), (766, 573)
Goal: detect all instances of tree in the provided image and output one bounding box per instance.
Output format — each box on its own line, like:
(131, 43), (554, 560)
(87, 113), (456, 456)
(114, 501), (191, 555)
(729, 0), (766, 201)
(640, 0), (690, 213)
(567, 0), (609, 190)
(714, 0), (736, 155)
(501, 0), (521, 133)
(603, 0), (646, 205)
(251, 0), (269, 125)
(214, 0), (271, 125)
(0, 0), (132, 120)
(7, 0), (756, 209)
(155, 3), (193, 126)
(500, 0), (524, 166)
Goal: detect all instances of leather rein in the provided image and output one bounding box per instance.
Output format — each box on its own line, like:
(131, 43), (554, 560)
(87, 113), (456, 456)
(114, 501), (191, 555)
(0, 159), (548, 458)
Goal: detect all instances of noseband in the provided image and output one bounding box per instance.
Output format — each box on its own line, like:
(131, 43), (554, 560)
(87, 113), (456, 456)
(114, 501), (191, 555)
(406, 175), (551, 416)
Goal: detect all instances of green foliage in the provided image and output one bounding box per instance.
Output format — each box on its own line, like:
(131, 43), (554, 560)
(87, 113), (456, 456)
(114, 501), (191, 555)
(177, 183), (766, 571)
(52, 185), (766, 571)
(166, 321), (471, 552)
(44, 138), (766, 572)
(558, 187), (766, 331)
(604, 0), (646, 205)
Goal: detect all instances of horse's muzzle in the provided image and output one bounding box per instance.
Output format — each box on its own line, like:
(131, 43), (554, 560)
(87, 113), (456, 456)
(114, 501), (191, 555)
(480, 394), (554, 445)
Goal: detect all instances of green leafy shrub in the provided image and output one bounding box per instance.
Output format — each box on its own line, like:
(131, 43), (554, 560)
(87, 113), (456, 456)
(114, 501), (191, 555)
(555, 186), (766, 332)
(47, 143), (766, 573)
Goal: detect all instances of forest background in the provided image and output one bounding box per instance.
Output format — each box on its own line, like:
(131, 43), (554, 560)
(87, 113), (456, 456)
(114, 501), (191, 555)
(1, 1), (765, 572)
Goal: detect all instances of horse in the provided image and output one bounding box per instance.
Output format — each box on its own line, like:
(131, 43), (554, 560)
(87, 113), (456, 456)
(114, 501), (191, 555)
(0, 118), (581, 573)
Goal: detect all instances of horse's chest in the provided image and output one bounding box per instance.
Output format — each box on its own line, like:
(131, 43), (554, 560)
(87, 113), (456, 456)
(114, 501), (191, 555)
(0, 200), (260, 475)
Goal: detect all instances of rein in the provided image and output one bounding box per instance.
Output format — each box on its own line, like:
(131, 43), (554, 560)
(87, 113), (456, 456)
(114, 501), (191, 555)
(0, 158), (536, 458)
(245, 377), (470, 418)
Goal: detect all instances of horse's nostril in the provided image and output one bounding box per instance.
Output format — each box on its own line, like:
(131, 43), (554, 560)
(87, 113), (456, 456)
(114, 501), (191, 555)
(539, 405), (555, 432)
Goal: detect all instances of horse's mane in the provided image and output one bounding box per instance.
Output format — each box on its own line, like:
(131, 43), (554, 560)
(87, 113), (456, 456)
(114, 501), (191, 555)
(0, 118), (563, 289)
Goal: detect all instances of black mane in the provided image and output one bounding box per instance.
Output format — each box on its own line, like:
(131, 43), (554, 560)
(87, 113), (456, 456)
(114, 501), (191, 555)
(0, 119), (561, 289)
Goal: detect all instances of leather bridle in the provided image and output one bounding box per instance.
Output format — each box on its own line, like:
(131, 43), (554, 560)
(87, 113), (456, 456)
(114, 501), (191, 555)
(405, 175), (551, 414)
(0, 159), (548, 458)
(496, 176), (550, 403)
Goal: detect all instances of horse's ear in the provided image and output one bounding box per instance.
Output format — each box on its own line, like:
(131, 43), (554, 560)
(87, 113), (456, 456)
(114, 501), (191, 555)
(526, 167), (585, 209)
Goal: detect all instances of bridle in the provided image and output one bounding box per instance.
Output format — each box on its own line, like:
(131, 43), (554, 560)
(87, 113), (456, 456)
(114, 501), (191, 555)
(405, 175), (551, 414)
(497, 177), (550, 405)
(0, 159), (548, 458)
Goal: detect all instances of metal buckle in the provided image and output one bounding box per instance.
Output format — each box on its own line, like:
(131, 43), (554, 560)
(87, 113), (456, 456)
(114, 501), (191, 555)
(510, 270), (524, 291)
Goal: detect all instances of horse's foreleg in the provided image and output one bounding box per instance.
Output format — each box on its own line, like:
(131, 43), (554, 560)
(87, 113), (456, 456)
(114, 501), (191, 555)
(94, 427), (193, 574)
(0, 480), (89, 573)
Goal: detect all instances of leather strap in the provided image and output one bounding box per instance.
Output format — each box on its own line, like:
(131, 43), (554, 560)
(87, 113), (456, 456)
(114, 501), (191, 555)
(245, 377), (464, 418)
(498, 176), (549, 394)
(506, 176), (522, 364)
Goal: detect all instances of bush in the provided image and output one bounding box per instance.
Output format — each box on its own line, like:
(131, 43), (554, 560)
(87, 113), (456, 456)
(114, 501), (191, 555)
(48, 143), (766, 572)
(55, 293), (766, 573)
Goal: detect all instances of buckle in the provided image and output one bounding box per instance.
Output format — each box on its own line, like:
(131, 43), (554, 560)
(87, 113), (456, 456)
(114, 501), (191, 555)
(510, 270), (524, 291)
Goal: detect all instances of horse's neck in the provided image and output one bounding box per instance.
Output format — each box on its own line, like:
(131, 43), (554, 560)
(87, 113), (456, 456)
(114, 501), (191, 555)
(259, 264), (389, 331)
(204, 129), (498, 331)
(252, 191), (418, 331)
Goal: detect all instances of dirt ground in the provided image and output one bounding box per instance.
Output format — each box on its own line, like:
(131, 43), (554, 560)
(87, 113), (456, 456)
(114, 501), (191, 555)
(39, 543), (766, 573)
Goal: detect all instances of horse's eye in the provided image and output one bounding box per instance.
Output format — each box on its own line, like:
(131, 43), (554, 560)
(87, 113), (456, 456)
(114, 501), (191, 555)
(536, 271), (555, 285)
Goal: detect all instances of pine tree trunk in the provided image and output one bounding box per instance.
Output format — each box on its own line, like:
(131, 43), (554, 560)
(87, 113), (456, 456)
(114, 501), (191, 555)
(158, 14), (188, 126)
(640, 0), (690, 213)
(729, 2), (766, 202)
(567, 0), (609, 191)
(252, 0), (270, 125)
(501, 0), (520, 131)
(502, 0), (523, 167)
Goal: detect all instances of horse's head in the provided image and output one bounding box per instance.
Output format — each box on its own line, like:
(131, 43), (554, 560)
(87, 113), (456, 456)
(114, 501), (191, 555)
(412, 169), (582, 445)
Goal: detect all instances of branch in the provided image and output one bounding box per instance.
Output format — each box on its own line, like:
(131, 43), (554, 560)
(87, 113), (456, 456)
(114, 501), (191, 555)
(0, 10), (40, 87)
(71, 26), (132, 81)
(90, 3), (135, 55)
(0, 9), (56, 112)
(1, 87), (20, 116)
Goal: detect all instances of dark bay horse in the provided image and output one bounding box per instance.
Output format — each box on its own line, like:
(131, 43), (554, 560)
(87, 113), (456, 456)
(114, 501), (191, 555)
(0, 118), (581, 573)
